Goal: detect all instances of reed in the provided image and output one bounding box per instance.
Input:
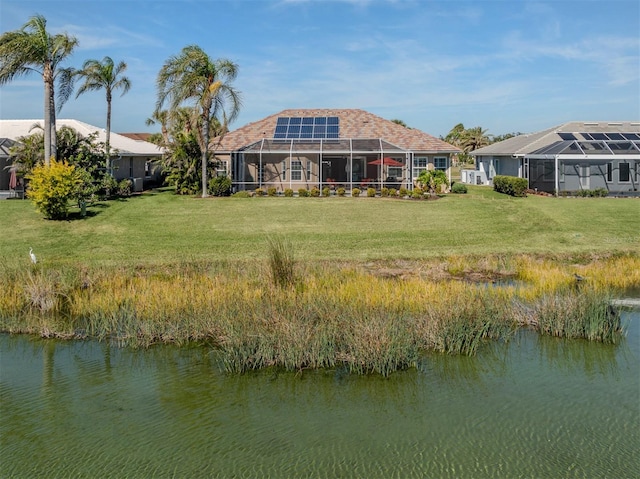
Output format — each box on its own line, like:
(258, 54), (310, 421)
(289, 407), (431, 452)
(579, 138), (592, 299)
(0, 253), (635, 375)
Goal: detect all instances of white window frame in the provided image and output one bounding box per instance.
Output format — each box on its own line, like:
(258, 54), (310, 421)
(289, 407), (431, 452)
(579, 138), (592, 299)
(434, 157), (447, 171)
(291, 160), (302, 181)
(413, 157), (428, 179)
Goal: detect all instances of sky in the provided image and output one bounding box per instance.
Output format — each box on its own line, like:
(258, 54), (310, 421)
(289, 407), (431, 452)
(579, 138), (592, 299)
(0, 0), (639, 138)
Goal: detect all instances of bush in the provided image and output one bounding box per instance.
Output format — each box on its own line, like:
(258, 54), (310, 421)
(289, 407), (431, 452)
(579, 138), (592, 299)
(367, 187), (376, 197)
(284, 188), (294, 197)
(398, 187), (409, 197)
(451, 182), (468, 194)
(322, 186), (331, 197)
(26, 159), (81, 220)
(117, 179), (132, 197)
(298, 188), (309, 197)
(593, 188), (608, 197)
(411, 190), (423, 199)
(381, 187), (389, 197)
(310, 187), (321, 197)
(493, 175), (527, 197)
(352, 187), (361, 197)
(337, 187), (346, 197)
(388, 188), (397, 197)
(267, 187), (277, 197)
(255, 187), (266, 197)
(208, 176), (232, 196)
(232, 190), (251, 198)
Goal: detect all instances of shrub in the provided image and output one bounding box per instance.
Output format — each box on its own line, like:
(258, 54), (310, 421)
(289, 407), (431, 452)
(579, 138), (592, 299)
(337, 187), (346, 197)
(310, 187), (321, 197)
(352, 187), (361, 197)
(284, 188), (294, 197)
(298, 188), (309, 197)
(26, 159), (81, 219)
(267, 187), (277, 197)
(367, 187), (376, 197)
(255, 187), (265, 197)
(388, 188), (397, 197)
(117, 179), (133, 197)
(493, 175), (527, 197)
(398, 187), (409, 197)
(380, 187), (389, 197)
(451, 182), (468, 194)
(208, 175), (232, 197)
(411, 190), (423, 199)
(100, 174), (118, 199)
(593, 188), (608, 197)
(322, 186), (331, 197)
(417, 170), (449, 196)
(232, 190), (251, 198)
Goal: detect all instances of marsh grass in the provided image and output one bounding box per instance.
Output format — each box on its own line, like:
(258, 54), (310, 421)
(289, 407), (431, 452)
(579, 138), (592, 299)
(0, 254), (635, 376)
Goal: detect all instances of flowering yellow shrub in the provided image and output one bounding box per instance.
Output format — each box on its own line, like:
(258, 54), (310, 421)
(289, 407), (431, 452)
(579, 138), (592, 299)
(27, 158), (80, 219)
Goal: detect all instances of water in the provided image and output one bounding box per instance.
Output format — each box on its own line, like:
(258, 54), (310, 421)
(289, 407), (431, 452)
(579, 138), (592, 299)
(1, 312), (638, 478)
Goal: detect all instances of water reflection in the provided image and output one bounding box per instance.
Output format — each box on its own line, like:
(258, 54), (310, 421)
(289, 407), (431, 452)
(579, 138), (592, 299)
(1, 311), (638, 478)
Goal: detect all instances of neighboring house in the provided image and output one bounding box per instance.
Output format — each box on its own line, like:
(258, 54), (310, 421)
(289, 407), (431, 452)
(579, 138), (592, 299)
(463, 121), (640, 195)
(212, 109), (460, 192)
(0, 119), (163, 192)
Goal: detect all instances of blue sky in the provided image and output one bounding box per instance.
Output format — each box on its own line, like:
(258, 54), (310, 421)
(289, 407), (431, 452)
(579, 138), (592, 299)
(1, 0), (638, 138)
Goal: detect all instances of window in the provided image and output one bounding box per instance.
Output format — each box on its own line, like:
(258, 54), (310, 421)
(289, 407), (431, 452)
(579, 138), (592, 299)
(216, 160), (228, 177)
(434, 157), (447, 171)
(387, 167), (402, 179)
(291, 160), (302, 181)
(282, 161), (286, 180)
(606, 163), (613, 182)
(413, 157), (428, 178)
(619, 162), (630, 182)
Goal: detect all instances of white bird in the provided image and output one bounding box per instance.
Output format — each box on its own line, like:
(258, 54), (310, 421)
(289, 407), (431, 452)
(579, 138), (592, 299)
(29, 247), (37, 264)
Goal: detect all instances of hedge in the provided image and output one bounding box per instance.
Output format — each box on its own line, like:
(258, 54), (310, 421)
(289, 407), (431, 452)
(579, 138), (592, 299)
(493, 175), (528, 197)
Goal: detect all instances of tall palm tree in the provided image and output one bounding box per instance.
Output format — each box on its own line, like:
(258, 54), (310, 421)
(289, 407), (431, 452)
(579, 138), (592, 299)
(75, 56), (131, 173)
(461, 127), (491, 154)
(156, 45), (241, 197)
(0, 14), (77, 165)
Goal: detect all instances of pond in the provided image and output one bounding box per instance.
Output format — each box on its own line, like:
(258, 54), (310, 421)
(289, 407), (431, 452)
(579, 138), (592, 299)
(1, 311), (638, 478)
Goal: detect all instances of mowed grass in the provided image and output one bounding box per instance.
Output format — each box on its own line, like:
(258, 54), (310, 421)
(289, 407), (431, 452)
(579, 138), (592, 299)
(0, 186), (638, 267)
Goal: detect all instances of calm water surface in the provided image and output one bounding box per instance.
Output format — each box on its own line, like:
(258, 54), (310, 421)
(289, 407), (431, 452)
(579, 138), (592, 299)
(1, 312), (639, 478)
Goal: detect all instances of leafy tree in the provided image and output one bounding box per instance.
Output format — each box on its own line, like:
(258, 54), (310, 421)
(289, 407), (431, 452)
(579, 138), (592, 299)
(0, 14), (78, 164)
(156, 45), (241, 197)
(75, 56), (131, 173)
(26, 159), (81, 219)
(391, 119), (409, 128)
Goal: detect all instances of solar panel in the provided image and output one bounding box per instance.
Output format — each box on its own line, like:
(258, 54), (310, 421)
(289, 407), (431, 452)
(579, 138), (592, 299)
(591, 133), (608, 140)
(274, 116), (340, 139)
(558, 132), (576, 140)
(606, 133), (624, 140)
(622, 133), (640, 140)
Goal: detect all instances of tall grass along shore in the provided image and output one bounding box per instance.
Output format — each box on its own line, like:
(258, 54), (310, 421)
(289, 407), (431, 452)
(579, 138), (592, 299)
(1, 187), (638, 375)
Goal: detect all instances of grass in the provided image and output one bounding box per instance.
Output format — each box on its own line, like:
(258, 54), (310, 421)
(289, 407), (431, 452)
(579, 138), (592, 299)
(1, 186), (638, 266)
(1, 186), (638, 375)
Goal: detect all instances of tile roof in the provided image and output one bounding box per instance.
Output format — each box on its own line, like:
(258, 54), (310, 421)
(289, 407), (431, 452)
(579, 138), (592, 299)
(0, 119), (163, 156)
(214, 109), (459, 153)
(471, 121), (640, 156)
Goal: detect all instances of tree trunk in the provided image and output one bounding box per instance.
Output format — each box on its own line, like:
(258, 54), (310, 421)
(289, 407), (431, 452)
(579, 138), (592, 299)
(43, 63), (55, 165)
(201, 110), (210, 198)
(106, 92), (112, 175)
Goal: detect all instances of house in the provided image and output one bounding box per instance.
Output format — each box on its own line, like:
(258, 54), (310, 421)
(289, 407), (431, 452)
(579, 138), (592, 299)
(0, 119), (163, 192)
(212, 109), (460, 192)
(463, 121), (640, 195)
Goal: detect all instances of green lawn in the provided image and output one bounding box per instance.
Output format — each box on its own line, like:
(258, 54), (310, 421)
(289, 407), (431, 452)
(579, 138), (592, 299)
(1, 186), (638, 267)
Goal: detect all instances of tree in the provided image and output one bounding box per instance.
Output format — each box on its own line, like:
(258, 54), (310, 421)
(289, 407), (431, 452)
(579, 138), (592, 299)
(75, 56), (131, 174)
(391, 119), (409, 128)
(460, 126), (490, 154)
(26, 159), (81, 219)
(0, 14), (78, 164)
(156, 45), (241, 197)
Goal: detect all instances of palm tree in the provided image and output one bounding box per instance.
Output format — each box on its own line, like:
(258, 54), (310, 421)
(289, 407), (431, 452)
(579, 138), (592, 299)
(461, 127), (490, 154)
(156, 45), (241, 197)
(75, 56), (131, 174)
(0, 14), (78, 165)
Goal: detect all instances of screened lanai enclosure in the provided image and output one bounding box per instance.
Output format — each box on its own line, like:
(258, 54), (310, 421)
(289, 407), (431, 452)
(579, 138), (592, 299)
(230, 138), (413, 192)
(526, 132), (640, 195)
